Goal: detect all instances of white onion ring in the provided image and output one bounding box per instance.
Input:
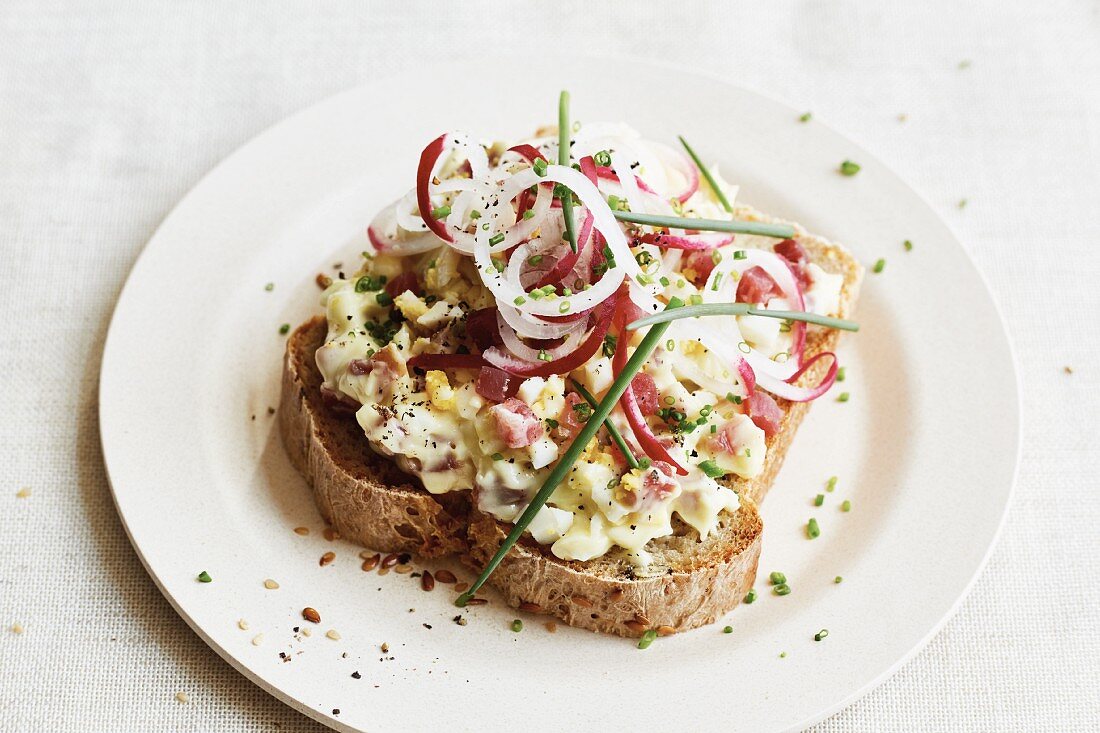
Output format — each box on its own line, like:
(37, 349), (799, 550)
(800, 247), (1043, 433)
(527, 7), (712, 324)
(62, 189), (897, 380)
(496, 311), (588, 362)
(367, 198), (444, 256)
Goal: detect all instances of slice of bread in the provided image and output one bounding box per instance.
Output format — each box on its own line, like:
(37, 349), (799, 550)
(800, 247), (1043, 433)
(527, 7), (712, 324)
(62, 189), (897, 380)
(278, 207), (861, 636)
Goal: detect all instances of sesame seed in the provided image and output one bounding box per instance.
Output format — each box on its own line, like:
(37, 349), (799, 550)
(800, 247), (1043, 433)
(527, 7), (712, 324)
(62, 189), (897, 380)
(325, 629), (341, 641)
(251, 633), (264, 646)
(237, 619), (249, 631)
(263, 579), (279, 590)
(15, 487), (31, 499)
(175, 692), (189, 704)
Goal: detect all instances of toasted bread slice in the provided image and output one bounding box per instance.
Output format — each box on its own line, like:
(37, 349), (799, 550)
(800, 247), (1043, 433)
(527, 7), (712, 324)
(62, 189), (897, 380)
(278, 206), (860, 636)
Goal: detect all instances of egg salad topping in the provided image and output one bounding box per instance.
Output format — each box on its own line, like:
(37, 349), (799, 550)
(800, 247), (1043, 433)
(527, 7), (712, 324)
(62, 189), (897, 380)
(316, 243), (839, 565)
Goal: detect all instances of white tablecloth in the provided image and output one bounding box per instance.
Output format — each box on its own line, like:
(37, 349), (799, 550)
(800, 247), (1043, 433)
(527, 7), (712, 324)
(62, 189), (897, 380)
(1, 2), (1097, 730)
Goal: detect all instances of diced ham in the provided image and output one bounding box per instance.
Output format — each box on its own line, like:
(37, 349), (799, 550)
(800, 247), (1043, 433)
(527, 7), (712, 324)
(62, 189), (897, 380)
(774, 239), (812, 289)
(466, 308), (503, 351)
(559, 392), (588, 435)
(349, 344), (407, 380)
(630, 372), (660, 416)
(384, 271), (419, 297)
(774, 239), (808, 264)
(475, 366), (518, 402)
(682, 250), (718, 287)
(746, 389), (783, 438)
(735, 266), (783, 305)
(631, 460), (679, 508)
(489, 397), (544, 448)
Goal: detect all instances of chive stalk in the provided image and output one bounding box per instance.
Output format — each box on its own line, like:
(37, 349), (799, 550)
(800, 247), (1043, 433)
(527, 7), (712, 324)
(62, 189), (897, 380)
(457, 298), (684, 605)
(627, 303), (860, 333)
(558, 90), (578, 253)
(571, 380), (638, 469)
(677, 135), (733, 213)
(612, 210), (795, 239)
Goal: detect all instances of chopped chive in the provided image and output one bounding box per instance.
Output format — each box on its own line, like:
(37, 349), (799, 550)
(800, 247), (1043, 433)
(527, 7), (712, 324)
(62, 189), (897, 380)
(511, 619), (523, 633)
(514, 296), (526, 305)
(837, 366), (847, 382)
(834, 576), (843, 584)
(723, 625), (734, 634)
(814, 494), (825, 507)
(677, 135), (734, 213)
(826, 476), (838, 492)
(958, 198), (968, 208)
(780, 651), (788, 658)
(799, 112), (812, 122)
(278, 323), (290, 335)
(837, 392), (850, 402)
(559, 300), (571, 313)
(522, 209), (535, 220)
(659, 276), (670, 287)
(732, 250), (747, 260)
(873, 258), (886, 274)
(537, 349), (551, 362)
(571, 380), (638, 469)
(469, 209), (481, 220)
(841, 500), (852, 512)
(264, 282), (274, 292)
(532, 157), (547, 176)
(839, 160), (861, 176)
(612, 210), (794, 239)
(376, 292), (393, 307)
(490, 452), (504, 461)
(774, 583), (792, 596)
(903, 239), (913, 252)
(488, 233), (505, 247)
(769, 571), (786, 585)
(431, 205), (451, 220)
(528, 255), (543, 266)
(197, 571), (212, 583)
(698, 460), (726, 478)
(628, 303), (859, 333)
(814, 629), (829, 641)
(744, 588), (757, 604)
(807, 518), (821, 539)
(457, 298), (684, 606)
(637, 629), (658, 649)
(594, 150), (611, 167)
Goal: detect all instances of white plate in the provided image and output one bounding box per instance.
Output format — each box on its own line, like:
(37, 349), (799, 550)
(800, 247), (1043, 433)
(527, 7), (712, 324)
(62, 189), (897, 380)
(100, 57), (1019, 733)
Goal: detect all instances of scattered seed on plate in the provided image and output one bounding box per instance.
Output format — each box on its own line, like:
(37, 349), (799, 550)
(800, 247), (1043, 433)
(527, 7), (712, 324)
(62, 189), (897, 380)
(263, 579), (279, 590)
(361, 554), (380, 571)
(421, 571), (435, 591)
(15, 487), (31, 499)
(11, 623), (24, 634)
(293, 527), (309, 536)
(377, 567), (390, 576)
(322, 527), (338, 542)
(453, 582), (469, 593)
(175, 692), (189, 704)
(464, 597), (488, 606)
(237, 619), (249, 631)
(302, 607), (321, 624)
(1064, 366), (1073, 375)
(545, 621), (557, 633)
(301, 627), (311, 637)
(394, 564), (413, 574)
(251, 634), (264, 646)
(434, 569), (457, 584)
(381, 553), (399, 568)
(380, 642), (389, 653)
(320, 552), (336, 567)
(326, 629), (341, 641)
(453, 615), (467, 626)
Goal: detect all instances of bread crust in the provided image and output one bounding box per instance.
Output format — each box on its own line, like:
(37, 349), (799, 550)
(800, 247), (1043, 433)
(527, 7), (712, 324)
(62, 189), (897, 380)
(278, 206), (861, 635)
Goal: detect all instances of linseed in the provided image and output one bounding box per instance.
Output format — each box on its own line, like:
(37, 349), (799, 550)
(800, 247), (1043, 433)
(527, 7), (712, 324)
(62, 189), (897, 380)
(545, 622), (558, 633)
(293, 527), (310, 536)
(319, 551), (336, 567)
(453, 582), (469, 593)
(381, 553), (400, 568)
(656, 625), (676, 636)
(464, 597), (488, 606)
(421, 571), (435, 591)
(608, 589), (624, 602)
(394, 564), (413, 574)
(519, 602), (543, 613)
(302, 607), (321, 624)
(624, 620), (646, 634)
(361, 554), (380, 571)
(434, 569), (457, 584)
(571, 595), (593, 608)
(323, 527), (339, 542)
